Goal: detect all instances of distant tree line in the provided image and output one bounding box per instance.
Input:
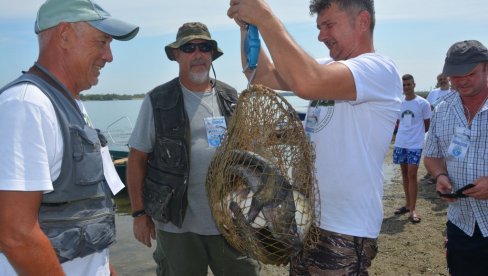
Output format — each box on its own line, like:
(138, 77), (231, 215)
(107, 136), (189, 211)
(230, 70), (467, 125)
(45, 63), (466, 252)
(80, 90), (431, 101)
(80, 93), (145, 101)
(281, 90), (431, 99)
(415, 91), (429, 99)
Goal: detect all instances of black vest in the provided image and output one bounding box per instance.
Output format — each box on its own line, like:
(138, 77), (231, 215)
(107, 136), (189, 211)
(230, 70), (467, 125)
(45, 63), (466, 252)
(143, 78), (237, 227)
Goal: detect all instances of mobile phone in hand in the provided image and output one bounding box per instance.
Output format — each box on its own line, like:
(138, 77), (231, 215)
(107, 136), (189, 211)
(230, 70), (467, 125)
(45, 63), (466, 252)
(437, 184), (475, 198)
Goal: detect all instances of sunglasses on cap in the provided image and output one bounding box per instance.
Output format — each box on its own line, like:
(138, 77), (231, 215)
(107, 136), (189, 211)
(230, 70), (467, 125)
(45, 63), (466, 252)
(179, 42), (213, 53)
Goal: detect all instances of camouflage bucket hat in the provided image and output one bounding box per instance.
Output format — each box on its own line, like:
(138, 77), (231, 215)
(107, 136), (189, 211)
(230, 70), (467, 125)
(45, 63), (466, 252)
(165, 22), (223, 61)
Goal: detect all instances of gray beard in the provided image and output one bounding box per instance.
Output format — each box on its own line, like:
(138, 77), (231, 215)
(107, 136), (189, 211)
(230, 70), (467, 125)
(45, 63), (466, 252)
(189, 71), (210, 85)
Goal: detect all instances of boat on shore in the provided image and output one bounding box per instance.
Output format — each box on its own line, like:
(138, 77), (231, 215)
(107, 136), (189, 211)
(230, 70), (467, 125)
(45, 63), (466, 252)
(110, 149), (128, 186)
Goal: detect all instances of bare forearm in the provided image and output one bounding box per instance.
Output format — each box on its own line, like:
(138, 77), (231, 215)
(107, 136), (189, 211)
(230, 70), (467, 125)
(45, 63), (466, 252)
(424, 157), (447, 177)
(0, 191), (64, 275)
(126, 149), (148, 212)
(256, 16), (318, 94)
(3, 229), (64, 275)
(424, 120), (430, 132)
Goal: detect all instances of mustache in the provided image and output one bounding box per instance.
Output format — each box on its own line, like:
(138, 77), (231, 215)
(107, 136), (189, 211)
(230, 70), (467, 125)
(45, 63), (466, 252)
(191, 58), (208, 66)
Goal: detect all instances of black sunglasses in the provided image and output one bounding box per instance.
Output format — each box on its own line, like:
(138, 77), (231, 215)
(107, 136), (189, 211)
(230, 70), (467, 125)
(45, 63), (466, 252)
(437, 183), (475, 198)
(179, 42), (213, 53)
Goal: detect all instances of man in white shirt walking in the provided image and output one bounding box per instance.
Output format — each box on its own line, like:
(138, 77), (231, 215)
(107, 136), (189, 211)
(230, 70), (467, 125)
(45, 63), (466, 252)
(393, 74), (431, 223)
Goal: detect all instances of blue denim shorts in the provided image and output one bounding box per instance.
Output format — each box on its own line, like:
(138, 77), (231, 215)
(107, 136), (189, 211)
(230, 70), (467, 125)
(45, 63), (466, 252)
(393, 147), (422, 166)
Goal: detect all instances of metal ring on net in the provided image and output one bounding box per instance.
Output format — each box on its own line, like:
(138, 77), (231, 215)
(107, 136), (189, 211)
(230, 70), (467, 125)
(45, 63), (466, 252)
(206, 84), (320, 265)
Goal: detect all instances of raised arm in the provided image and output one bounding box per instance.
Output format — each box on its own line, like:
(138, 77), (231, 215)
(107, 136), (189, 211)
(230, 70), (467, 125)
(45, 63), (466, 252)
(228, 0), (357, 100)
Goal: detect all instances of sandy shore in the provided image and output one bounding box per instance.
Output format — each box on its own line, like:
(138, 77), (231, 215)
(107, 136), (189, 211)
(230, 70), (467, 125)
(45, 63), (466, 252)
(111, 144), (449, 275)
(369, 147), (448, 275)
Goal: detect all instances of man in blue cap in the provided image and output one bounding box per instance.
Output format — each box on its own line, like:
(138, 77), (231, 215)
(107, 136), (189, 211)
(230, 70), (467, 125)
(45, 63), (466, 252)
(0, 0), (138, 275)
(425, 39), (488, 276)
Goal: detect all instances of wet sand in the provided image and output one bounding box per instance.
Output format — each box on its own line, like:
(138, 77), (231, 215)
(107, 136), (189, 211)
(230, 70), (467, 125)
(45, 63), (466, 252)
(111, 214), (156, 275)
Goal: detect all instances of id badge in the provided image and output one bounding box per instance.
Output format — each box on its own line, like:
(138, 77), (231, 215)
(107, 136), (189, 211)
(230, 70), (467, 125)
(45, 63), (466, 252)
(101, 146), (125, 195)
(204, 116), (227, 148)
(447, 126), (470, 159)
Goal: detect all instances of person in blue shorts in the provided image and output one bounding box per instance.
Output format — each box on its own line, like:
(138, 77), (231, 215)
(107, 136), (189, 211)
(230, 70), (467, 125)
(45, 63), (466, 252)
(393, 74), (431, 223)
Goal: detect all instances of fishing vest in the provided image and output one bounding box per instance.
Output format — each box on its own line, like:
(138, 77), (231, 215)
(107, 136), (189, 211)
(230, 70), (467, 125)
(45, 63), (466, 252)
(0, 67), (115, 263)
(143, 77), (237, 227)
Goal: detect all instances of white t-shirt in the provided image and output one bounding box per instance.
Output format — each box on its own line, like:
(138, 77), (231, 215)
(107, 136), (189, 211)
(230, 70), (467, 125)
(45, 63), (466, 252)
(426, 88), (454, 109)
(0, 83), (110, 275)
(394, 96), (431, 149)
(305, 54), (402, 238)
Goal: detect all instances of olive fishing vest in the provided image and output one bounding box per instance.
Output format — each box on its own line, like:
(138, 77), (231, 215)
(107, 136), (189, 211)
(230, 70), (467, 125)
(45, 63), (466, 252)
(143, 77), (237, 227)
(0, 68), (115, 263)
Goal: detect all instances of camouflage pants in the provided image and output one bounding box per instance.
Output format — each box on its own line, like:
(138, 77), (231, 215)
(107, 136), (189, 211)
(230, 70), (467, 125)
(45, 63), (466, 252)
(290, 228), (378, 276)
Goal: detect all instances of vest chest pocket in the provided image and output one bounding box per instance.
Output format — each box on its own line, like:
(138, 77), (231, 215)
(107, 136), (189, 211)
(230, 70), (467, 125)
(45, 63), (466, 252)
(71, 125), (104, 185)
(153, 137), (187, 171)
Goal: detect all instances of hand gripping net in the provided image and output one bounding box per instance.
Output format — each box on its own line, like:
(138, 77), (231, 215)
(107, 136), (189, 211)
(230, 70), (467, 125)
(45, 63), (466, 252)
(206, 85), (320, 265)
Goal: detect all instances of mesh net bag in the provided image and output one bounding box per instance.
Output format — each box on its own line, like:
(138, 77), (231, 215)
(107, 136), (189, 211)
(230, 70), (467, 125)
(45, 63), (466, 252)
(206, 84), (320, 265)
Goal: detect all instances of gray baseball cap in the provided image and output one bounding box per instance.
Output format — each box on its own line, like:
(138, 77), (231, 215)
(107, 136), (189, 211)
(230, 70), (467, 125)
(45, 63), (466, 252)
(443, 40), (488, 76)
(35, 0), (139, 41)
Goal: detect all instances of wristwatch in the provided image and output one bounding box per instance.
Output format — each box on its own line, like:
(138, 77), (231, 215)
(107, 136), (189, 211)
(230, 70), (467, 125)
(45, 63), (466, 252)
(131, 209), (146, 218)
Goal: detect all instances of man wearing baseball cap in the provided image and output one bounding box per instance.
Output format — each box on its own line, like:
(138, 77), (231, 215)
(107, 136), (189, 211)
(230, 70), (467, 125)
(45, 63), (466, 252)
(0, 0), (138, 275)
(425, 40), (488, 275)
(127, 22), (260, 276)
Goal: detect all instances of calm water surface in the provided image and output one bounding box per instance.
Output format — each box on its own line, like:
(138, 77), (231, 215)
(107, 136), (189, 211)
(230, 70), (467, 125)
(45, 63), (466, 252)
(84, 96), (308, 151)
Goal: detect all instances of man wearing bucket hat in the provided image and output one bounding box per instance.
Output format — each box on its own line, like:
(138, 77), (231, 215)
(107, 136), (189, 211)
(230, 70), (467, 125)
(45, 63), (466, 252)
(0, 0), (138, 275)
(425, 40), (488, 275)
(126, 22), (260, 276)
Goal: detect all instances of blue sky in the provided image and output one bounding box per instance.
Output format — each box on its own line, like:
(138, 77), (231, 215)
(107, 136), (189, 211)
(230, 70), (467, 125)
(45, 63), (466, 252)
(1, 0), (487, 94)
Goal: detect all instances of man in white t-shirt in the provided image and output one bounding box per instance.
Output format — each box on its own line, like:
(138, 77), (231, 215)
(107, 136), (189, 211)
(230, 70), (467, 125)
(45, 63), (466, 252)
(392, 74), (431, 223)
(228, 0), (402, 274)
(427, 73), (455, 109)
(0, 0), (138, 275)
(423, 73), (454, 183)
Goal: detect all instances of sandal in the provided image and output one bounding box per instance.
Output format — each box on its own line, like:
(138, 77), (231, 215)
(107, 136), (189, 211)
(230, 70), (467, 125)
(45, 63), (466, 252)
(409, 215), (421, 224)
(394, 206), (410, 215)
